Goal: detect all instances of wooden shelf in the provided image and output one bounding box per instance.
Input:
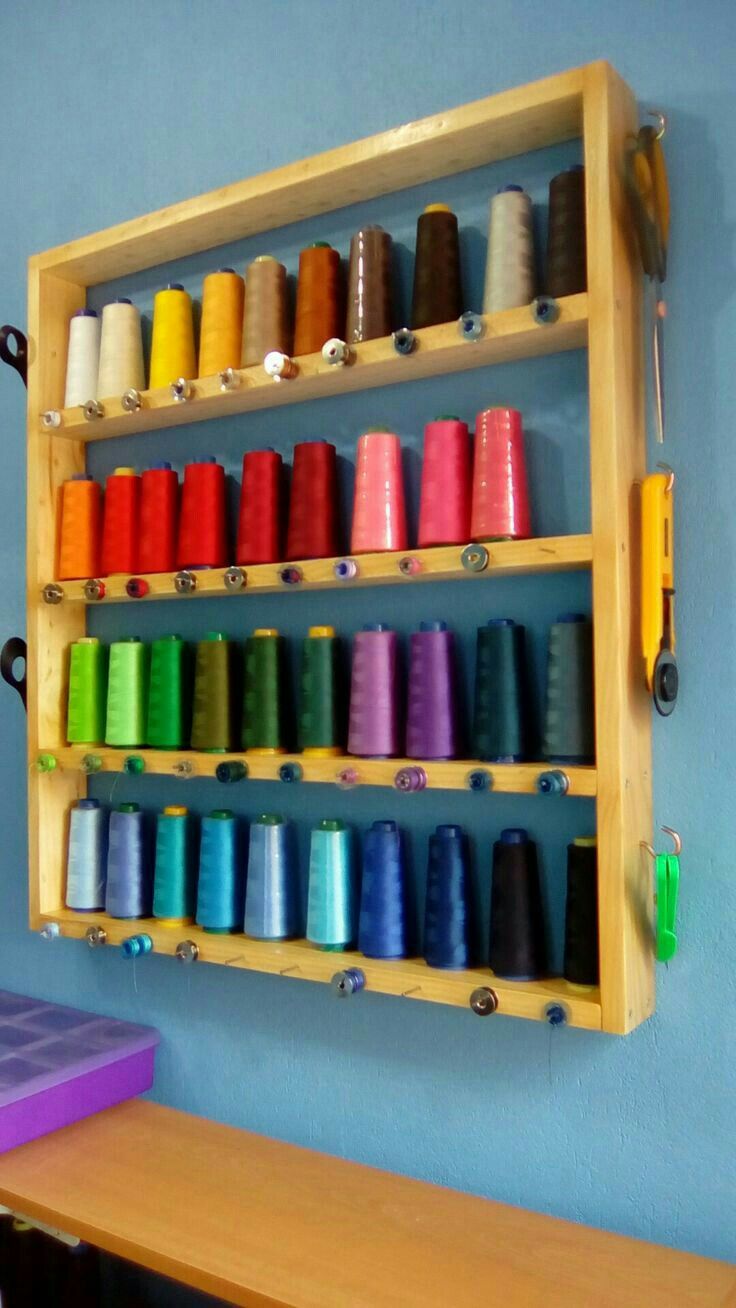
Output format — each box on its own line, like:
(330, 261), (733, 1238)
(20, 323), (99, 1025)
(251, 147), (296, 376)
(53, 534), (593, 604)
(3, 1102), (732, 1308)
(45, 747), (597, 796)
(41, 910), (601, 1029)
(45, 295), (587, 442)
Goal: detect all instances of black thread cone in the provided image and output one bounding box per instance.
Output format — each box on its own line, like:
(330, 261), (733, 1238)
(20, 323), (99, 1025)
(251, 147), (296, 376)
(564, 838), (599, 985)
(546, 165), (587, 298)
(489, 828), (548, 980)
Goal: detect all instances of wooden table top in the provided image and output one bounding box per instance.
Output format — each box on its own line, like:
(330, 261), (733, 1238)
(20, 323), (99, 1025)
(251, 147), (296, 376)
(0, 1101), (731, 1307)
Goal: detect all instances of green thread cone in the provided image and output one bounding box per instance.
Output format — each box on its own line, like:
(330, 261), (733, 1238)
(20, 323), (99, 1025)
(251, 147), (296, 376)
(472, 619), (529, 762)
(147, 635), (187, 748)
(105, 639), (148, 747)
(191, 632), (233, 752)
(153, 806), (197, 922)
(242, 628), (285, 752)
(67, 638), (107, 745)
(542, 614), (595, 763)
(298, 625), (340, 752)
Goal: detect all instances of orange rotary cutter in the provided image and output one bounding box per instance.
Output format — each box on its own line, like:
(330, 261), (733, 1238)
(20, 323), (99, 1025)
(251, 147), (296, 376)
(641, 469), (678, 715)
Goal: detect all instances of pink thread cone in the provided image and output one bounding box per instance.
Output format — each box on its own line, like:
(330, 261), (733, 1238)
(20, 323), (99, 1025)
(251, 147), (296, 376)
(471, 407), (531, 541)
(418, 417), (471, 547)
(350, 429), (408, 554)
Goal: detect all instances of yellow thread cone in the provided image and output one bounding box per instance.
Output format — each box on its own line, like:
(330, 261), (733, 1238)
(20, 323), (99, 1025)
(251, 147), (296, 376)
(149, 285), (196, 389)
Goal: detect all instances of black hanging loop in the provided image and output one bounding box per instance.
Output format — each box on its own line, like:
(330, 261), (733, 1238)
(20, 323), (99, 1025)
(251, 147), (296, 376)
(1, 637), (27, 710)
(0, 326), (28, 388)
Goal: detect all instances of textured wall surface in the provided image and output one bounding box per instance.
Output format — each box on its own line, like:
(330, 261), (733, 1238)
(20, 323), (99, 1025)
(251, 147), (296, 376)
(0, 0), (734, 1274)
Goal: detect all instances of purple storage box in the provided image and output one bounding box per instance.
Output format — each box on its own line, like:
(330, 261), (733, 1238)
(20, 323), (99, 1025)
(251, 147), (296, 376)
(0, 990), (159, 1153)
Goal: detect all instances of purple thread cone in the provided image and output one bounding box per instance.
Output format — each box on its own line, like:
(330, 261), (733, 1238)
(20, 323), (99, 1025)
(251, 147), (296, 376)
(347, 625), (400, 758)
(406, 622), (459, 760)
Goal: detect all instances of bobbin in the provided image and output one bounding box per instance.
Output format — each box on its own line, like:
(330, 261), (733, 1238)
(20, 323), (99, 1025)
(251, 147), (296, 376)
(336, 766), (359, 789)
(394, 766), (427, 793)
(219, 367), (241, 391)
(223, 566), (247, 591)
(121, 388), (142, 412)
(461, 544), (489, 573)
(121, 934), (153, 959)
(321, 338), (352, 366)
(470, 987), (498, 1016)
(83, 579), (105, 601)
(458, 312), (484, 341)
(531, 296), (560, 325)
(172, 759), (194, 777)
(123, 755), (145, 775)
(537, 769), (569, 796)
(279, 565), (302, 586)
(279, 762), (302, 784)
(83, 400), (104, 421)
(40, 922), (60, 941)
(42, 583), (64, 605)
(331, 967), (365, 997)
(174, 570), (197, 594)
(126, 577), (149, 599)
(264, 351), (298, 381)
(398, 556), (421, 576)
(85, 925), (107, 948)
(334, 559), (358, 581)
(81, 754), (102, 773)
(170, 378), (193, 402)
(215, 761), (248, 784)
(467, 769), (492, 792)
(176, 940), (200, 963)
(392, 327), (417, 356)
(41, 410), (61, 429)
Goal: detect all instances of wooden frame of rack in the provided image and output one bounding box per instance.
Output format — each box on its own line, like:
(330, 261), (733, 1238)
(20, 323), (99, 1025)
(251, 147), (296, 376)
(26, 59), (652, 1033)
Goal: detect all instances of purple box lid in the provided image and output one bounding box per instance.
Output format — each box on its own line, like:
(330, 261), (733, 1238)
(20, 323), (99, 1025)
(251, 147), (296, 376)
(0, 990), (160, 1109)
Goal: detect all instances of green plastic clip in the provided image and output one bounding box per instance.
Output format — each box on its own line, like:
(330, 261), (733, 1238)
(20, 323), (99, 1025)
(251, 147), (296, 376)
(656, 852), (679, 962)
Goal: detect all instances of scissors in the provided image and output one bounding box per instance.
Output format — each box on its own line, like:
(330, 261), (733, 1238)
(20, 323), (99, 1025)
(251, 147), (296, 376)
(626, 111), (670, 443)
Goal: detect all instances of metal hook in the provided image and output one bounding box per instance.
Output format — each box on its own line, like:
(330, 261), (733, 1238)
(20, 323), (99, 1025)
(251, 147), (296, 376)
(647, 109), (667, 141)
(640, 826), (682, 860)
(656, 461), (675, 494)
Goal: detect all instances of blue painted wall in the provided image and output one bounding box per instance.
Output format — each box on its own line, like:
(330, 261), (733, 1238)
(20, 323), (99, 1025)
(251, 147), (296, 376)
(0, 0), (733, 1270)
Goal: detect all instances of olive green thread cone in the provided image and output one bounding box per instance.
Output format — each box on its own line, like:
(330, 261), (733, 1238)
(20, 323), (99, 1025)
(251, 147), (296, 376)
(191, 633), (233, 752)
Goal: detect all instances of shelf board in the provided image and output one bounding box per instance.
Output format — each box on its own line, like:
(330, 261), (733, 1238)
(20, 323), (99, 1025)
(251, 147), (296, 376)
(46, 295), (587, 442)
(54, 534), (593, 604)
(45, 747), (597, 796)
(41, 910), (601, 1029)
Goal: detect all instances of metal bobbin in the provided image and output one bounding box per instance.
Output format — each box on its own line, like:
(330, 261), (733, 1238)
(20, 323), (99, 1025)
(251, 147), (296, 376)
(336, 766), (359, 790)
(394, 765), (427, 793)
(279, 762), (302, 784)
(126, 577), (149, 599)
(458, 311), (484, 341)
(81, 754), (102, 774)
(121, 388), (142, 412)
(176, 940), (199, 964)
(264, 351), (298, 381)
(331, 967), (365, 997)
(392, 327), (417, 356)
(467, 769), (492, 792)
(536, 769), (569, 796)
(460, 544), (489, 573)
(170, 378), (193, 402)
(121, 933), (153, 959)
(398, 556), (421, 577)
(531, 295), (560, 325)
(223, 566), (246, 592)
(83, 578), (105, 602)
(172, 759), (194, 777)
(83, 399), (104, 421)
(545, 1002), (569, 1027)
(40, 922), (60, 941)
(85, 925), (107, 949)
(279, 565), (302, 586)
(219, 367), (240, 392)
(174, 570), (197, 595)
(41, 410), (61, 429)
(321, 338), (352, 367)
(470, 986), (498, 1016)
(334, 558), (358, 581)
(42, 583), (64, 605)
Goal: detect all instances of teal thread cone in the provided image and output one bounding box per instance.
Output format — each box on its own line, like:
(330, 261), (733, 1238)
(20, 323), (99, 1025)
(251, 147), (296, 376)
(306, 819), (357, 950)
(147, 635), (187, 748)
(105, 639), (148, 747)
(242, 628), (285, 752)
(542, 614), (595, 763)
(153, 806), (197, 923)
(196, 810), (245, 932)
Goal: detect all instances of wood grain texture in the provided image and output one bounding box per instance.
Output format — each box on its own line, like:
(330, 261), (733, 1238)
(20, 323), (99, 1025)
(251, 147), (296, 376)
(47, 747), (598, 797)
(52, 533), (593, 602)
(583, 64), (653, 1033)
(33, 66), (584, 284)
(39, 910), (601, 1027)
(45, 295), (587, 442)
(26, 269), (87, 922)
(0, 1101), (733, 1308)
